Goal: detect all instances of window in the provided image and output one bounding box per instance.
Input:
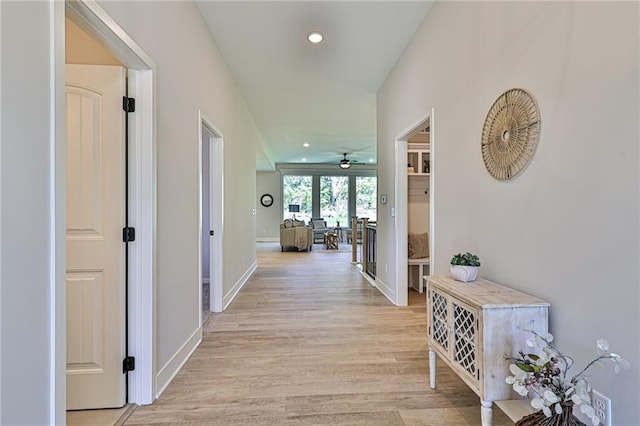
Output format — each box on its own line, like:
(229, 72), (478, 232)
(282, 175), (312, 222)
(280, 170), (376, 226)
(356, 176), (377, 222)
(320, 176), (348, 227)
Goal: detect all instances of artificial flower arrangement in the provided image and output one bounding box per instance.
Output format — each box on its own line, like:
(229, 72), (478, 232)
(505, 330), (630, 426)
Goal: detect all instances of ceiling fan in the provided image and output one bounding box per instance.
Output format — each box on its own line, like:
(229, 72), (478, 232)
(339, 153), (358, 169)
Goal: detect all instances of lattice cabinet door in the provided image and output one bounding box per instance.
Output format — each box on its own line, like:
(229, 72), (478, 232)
(428, 288), (449, 353)
(452, 299), (479, 382)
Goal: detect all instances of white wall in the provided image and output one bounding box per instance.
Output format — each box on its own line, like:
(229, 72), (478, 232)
(408, 176), (429, 234)
(378, 2), (639, 424)
(256, 171), (282, 241)
(96, 0), (260, 383)
(1, 0), (261, 420)
(1, 1), (65, 424)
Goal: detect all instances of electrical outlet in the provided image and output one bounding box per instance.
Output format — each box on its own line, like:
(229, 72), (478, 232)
(592, 389), (612, 426)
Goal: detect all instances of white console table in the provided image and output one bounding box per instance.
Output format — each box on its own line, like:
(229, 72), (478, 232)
(425, 275), (549, 426)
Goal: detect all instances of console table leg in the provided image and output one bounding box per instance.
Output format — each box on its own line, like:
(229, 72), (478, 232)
(481, 399), (493, 426)
(428, 349), (436, 389)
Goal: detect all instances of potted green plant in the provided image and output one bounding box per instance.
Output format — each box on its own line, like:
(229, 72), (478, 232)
(450, 252), (480, 282)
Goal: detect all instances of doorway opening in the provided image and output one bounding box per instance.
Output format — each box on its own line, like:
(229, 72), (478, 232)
(394, 109), (435, 307)
(63, 0), (156, 410)
(199, 111), (224, 323)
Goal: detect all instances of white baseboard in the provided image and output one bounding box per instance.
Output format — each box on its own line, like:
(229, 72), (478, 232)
(358, 269), (377, 287)
(155, 326), (203, 399)
(223, 260), (257, 310)
(256, 237), (279, 242)
(360, 270), (398, 306)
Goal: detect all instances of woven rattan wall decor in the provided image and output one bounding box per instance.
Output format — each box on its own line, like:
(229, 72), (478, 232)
(481, 88), (541, 180)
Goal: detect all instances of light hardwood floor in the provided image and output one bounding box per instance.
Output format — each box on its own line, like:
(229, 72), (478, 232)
(123, 242), (512, 425)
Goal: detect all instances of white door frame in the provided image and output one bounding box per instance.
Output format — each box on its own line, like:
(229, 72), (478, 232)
(394, 108), (435, 306)
(199, 111), (224, 317)
(63, 0), (156, 406)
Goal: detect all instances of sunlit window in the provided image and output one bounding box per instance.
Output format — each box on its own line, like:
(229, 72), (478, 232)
(356, 176), (377, 222)
(320, 176), (348, 227)
(282, 175), (312, 222)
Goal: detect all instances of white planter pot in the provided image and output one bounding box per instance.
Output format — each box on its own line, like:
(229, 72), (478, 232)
(450, 265), (478, 282)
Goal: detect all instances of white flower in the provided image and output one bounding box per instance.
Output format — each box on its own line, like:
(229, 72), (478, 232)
(572, 381), (592, 405)
(505, 332), (629, 423)
(543, 390), (559, 404)
(596, 339), (609, 353)
(509, 364), (528, 380)
(513, 381), (529, 396)
(580, 404), (600, 425)
(610, 353), (631, 371)
(542, 346), (559, 359)
(535, 351), (549, 366)
(531, 398), (544, 410)
(571, 394), (584, 405)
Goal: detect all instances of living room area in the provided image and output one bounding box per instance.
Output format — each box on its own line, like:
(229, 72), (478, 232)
(256, 166), (377, 255)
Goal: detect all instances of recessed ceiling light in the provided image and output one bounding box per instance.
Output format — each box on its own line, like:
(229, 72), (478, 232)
(302, 158), (307, 162)
(303, 142), (309, 147)
(307, 32), (324, 44)
(369, 158), (375, 163)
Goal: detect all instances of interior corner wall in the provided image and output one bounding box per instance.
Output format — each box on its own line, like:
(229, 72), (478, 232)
(256, 171), (282, 241)
(377, 2), (639, 424)
(96, 1), (261, 378)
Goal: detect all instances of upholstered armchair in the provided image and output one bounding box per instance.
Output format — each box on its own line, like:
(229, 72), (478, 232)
(309, 218), (329, 244)
(280, 219), (312, 252)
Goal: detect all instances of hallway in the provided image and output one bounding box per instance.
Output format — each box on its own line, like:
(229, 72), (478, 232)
(124, 243), (511, 425)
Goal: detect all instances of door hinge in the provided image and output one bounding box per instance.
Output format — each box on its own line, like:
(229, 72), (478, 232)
(123, 356), (135, 373)
(123, 227), (136, 242)
(122, 96), (135, 113)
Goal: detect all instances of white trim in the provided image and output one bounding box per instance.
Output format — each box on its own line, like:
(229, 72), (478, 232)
(256, 237), (279, 243)
(394, 110), (434, 307)
(155, 326), (202, 399)
(65, 0), (153, 69)
(202, 278), (210, 285)
(51, 1), (67, 423)
(0, 0), (3, 417)
(198, 111), (224, 314)
(127, 69), (156, 405)
(428, 109), (436, 276)
(223, 261), (258, 310)
(394, 140), (408, 307)
(357, 268), (396, 306)
(357, 269), (377, 288)
(63, 0), (157, 406)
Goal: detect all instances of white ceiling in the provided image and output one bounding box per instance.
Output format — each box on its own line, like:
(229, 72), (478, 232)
(196, 1), (433, 170)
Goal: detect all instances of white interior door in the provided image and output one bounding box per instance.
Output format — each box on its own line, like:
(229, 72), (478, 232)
(66, 64), (126, 410)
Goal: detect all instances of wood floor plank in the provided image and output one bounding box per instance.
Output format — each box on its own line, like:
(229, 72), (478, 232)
(125, 242), (512, 425)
